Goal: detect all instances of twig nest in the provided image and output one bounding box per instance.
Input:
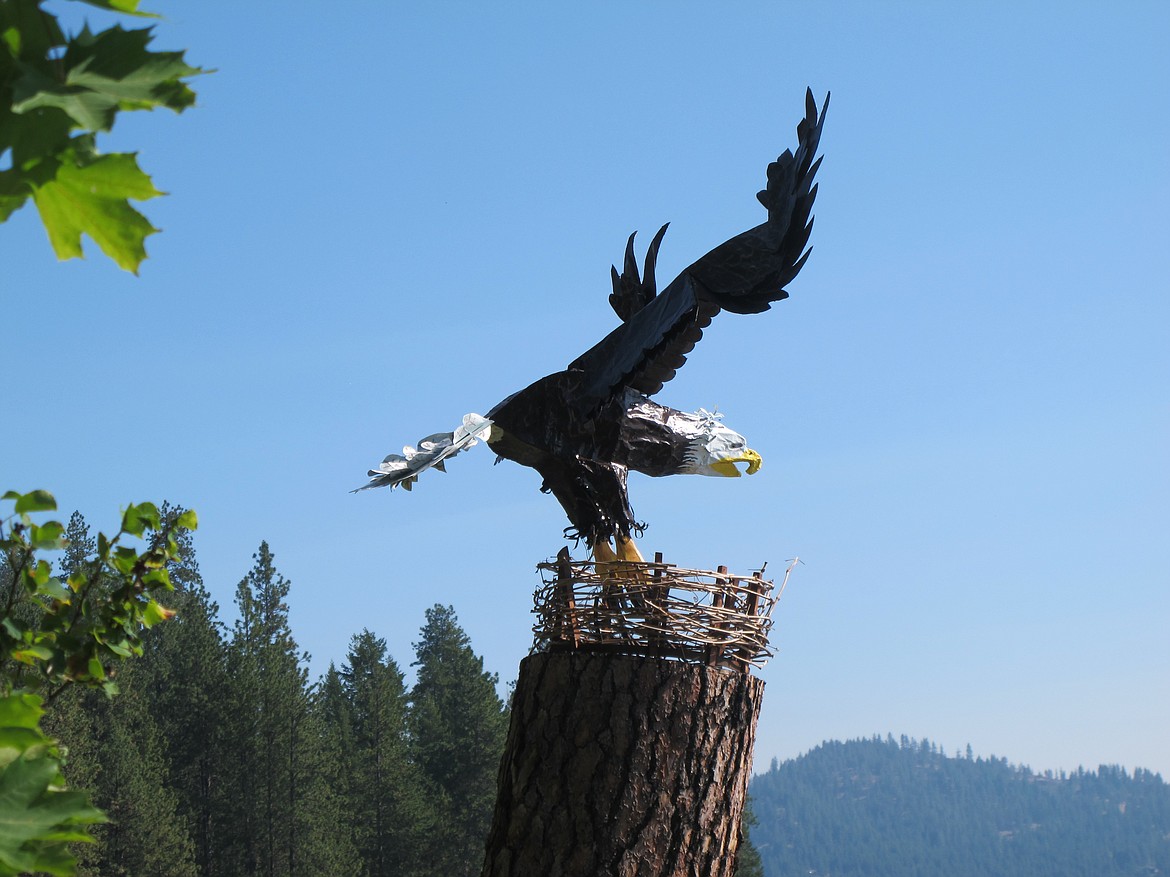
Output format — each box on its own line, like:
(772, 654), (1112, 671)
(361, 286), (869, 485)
(532, 554), (777, 673)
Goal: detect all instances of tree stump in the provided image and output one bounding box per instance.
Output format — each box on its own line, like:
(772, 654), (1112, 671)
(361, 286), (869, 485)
(480, 651), (764, 877)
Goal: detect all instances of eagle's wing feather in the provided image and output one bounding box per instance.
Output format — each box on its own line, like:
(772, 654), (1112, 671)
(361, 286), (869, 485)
(609, 223), (669, 323)
(569, 89), (827, 408)
(354, 414), (492, 492)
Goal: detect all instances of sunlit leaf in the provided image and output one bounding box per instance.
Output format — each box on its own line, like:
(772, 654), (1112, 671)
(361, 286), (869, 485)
(1, 25), (22, 56)
(65, 570), (86, 593)
(141, 600), (175, 628)
(28, 521), (64, 550)
(36, 576), (70, 602)
(110, 548), (136, 576)
(0, 729), (48, 771)
(0, 696), (42, 733)
(12, 491), (55, 515)
(71, 0), (159, 17)
(121, 504), (144, 536)
(10, 646), (53, 666)
(30, 150), (161, 273)
(141, 568), (171, 590)
(104, 639), (132, 657)
(121, 501), (159, 536)
(30, 561), (51, 588)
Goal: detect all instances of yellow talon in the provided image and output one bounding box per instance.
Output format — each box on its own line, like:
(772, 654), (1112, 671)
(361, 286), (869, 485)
(592, 536), (649, 590)
(616, 535), (645, 563)
(592, 538), (618, 567)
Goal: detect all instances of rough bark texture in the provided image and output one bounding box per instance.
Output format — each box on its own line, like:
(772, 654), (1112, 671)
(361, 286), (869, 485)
(481, 651), (764, 877)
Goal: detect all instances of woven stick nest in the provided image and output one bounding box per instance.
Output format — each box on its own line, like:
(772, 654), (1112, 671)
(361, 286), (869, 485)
(533, 550), (780, 673)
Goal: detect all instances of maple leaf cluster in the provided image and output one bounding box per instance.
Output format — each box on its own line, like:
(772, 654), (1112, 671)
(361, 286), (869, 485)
(0, 0), (203, 272)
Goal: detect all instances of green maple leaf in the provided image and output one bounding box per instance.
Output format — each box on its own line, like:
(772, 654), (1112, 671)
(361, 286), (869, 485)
(12, 25), (201, 132)
(31, 148), (162, 273)
(67, 25), (199, 111)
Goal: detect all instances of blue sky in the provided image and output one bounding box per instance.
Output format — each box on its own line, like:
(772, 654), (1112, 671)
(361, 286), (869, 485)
(5, 2), (1168, 776)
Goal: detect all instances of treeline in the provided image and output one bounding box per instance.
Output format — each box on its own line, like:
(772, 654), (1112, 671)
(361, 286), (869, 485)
(40, 510), (509, 877)
(749, 734), (1170, 877)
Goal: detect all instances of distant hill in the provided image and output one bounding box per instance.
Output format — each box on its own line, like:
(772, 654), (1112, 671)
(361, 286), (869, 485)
(748, 735), (1170, 877)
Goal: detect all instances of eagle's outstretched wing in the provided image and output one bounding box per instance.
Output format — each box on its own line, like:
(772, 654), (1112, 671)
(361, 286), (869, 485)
(569, 88), (828, 406)
(355, 414), (492, 492)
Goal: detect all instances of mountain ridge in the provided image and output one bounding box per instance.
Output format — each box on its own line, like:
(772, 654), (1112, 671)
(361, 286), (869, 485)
(748, 734), (1170, 877)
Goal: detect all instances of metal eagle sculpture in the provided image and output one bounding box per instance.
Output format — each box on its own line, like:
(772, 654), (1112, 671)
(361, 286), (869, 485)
(359, 89), (827, 567)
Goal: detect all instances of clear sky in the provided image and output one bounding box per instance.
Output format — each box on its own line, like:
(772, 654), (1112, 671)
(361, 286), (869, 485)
(5, 2), (1168, 777)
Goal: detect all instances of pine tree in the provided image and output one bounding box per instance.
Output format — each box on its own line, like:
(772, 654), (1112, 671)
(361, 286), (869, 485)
(338, 630), (433, 876)
(74, 661), (198, 876)
(220, 542), (291, 874)
(313, 664), (371, 874)
(409, 605), (509, 877)
(138, 508), (232, 874)
(736, 798), (765, 877)
(59, 510), (96, 578)
(221, 541), (357, 876)
(317, 664), (355, 790)
(290, 683), (364, 875)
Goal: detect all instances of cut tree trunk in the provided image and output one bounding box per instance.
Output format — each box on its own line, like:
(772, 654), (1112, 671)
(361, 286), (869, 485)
(480, 651), (764, 877)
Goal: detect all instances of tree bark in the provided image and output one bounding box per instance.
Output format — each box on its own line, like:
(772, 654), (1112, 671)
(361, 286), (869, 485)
(481, 651), (764, 877)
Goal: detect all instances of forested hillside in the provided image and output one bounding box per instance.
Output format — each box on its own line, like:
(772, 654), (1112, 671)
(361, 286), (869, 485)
(31, 509), (509, 877)
(749, 735), (1170, 877)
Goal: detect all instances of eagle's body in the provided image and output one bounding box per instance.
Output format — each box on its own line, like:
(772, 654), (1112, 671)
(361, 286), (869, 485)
(359, 90), (828, 558)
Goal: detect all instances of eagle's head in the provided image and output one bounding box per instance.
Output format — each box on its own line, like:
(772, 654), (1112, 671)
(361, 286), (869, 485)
(675, 409), (762, 478)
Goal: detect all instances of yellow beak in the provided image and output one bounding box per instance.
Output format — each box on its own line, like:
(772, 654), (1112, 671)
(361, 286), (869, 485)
(709, 448), (763, 477)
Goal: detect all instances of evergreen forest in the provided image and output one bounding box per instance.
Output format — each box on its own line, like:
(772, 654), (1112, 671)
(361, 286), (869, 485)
(749, 735), (1170, 877)
(5, 509), (510, 877)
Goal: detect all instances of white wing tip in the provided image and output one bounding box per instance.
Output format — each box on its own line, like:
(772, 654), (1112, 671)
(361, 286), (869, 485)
(355, 414), (493, 494)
